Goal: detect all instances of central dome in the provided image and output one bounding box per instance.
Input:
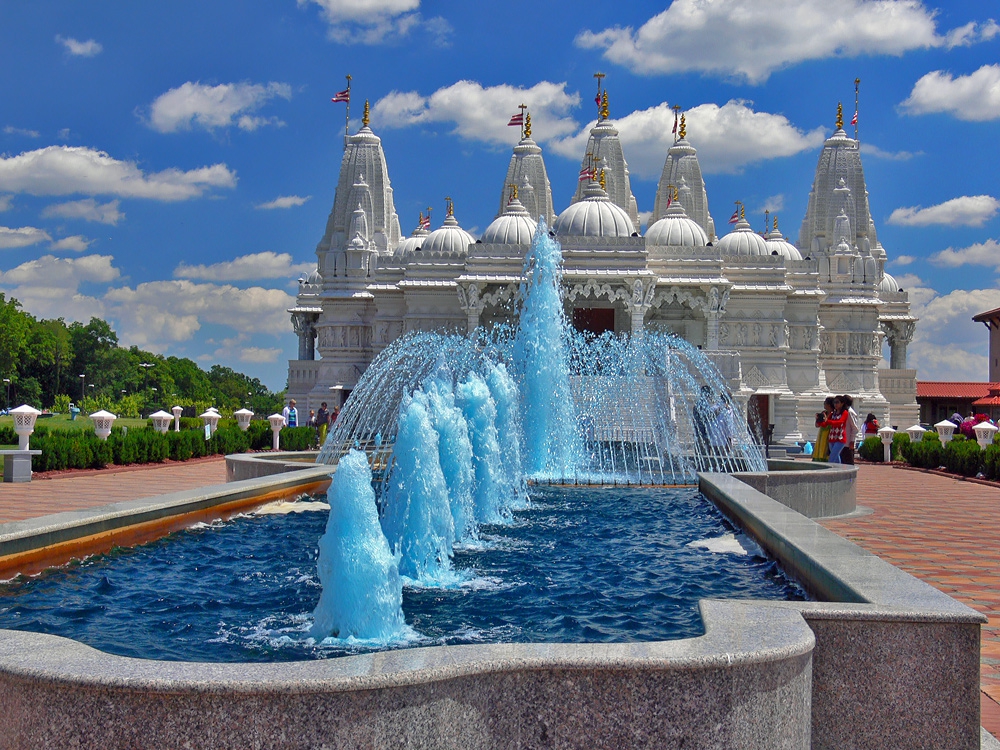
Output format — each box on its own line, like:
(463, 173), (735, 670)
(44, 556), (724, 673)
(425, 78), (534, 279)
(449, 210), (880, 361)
(645, 201), (708, 248)
(481, 197), (537, 245)
(420, 212), (475, 256)
(716, 217), (769, 256)
(554, 181), (635, 238)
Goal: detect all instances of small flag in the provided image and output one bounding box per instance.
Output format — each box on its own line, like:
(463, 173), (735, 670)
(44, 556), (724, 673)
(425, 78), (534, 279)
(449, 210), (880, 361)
(420, 215), (431, 229)
(672, 118), (678, 135)
(578, 166), (595, 182)
(331, 89), (350, 103)
(666, 193), (672, 208)
(728, 209), (739, 224)
(851, 110), (858, 126)
(507, 112), (524, 127)
(595, 92), (601, 107)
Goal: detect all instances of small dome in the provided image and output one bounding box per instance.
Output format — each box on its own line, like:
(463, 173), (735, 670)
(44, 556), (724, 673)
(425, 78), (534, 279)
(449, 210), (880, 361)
(645, 201), (708, 247)
(879, 272), (900, 294)
(481, 198), (537, 244)
(395, 224), (430, 257)
(554, 181), (635, 238)
(764, 226), (802, 260)
(421, 212), (475, 255)
(716, 217), (770, 256)
(307, 267), (322, 284)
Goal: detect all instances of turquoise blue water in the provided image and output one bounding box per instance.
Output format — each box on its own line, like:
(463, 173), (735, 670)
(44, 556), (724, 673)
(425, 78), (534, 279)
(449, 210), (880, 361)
(0, 487), (806, 663)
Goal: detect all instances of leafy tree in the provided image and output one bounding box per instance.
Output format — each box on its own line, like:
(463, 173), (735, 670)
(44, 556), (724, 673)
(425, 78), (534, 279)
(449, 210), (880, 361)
(0, 294), (31, 389)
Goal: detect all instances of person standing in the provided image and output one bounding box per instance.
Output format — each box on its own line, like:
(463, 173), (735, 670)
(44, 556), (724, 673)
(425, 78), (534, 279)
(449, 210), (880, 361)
(315, 402), (331, 446)
(840, 394), (861, 465)
(813, 397), (835, 462)
(818, 396), (850, 464)
(282, 399), (298, 428)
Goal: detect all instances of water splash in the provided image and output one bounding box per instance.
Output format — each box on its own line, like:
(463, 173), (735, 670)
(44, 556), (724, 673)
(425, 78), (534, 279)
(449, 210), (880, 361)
(456, 372), (507, 525)
(311, 450), (407, 641)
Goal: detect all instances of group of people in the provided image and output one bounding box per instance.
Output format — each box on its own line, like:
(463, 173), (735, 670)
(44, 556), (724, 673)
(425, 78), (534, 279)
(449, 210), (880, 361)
(813, 394), (866, 465)
(281, 399), (340, 446)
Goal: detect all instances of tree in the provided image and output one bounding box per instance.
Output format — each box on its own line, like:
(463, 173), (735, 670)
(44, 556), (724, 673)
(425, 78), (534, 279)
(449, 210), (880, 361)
(0, 294), (31, 385)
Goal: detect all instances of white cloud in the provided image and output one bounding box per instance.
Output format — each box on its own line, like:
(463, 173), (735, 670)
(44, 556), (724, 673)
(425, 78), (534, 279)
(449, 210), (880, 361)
(173, 251), (314, 282)
(549, 101), (826, 177)
(902, 274), (1000, 380)
(49, 235), (92, 253)
(256, 195), (311, 210)
(0, 226), (52, 249)
(761, 195), (785, 213)
(0, 146), (236, 201)
(3, 126), (40, 138)
(373, 80), (581, 145)
(298, 0), (426, 44)
(861, 143), (920, 161)
(41, 198), (123, 225)
(0, 253), (119, 286)
(212, 334), (282, 364)
(145, 81), (292, 134)
(900, 64), (1000, 121)
(575, 0), (991, 84)
(55, 35), (103, 57)
(888, 195), (1000, 227)
(891, 255), (915, 266)
(929, 238), (1000, 268)
(0, 196), (12, 212)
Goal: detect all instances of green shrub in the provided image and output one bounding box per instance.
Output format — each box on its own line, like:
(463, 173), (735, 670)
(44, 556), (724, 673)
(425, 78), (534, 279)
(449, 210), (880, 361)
(891, 432), (910, 461)
(247, 420), (272, 450)
(902, 432), (943, 469)
(280, 425), (316, 451)
(52, 394), (72, 414)
(983, 443), (1000, 480)
(942, 439), (982, 477)
(858, 435), (884, 462)
(0, 425), (16, 445)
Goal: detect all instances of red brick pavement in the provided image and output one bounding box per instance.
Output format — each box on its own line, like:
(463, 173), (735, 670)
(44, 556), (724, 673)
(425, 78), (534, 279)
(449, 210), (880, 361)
(0, 456), (227, 523)
(821, 464), (1000, 736)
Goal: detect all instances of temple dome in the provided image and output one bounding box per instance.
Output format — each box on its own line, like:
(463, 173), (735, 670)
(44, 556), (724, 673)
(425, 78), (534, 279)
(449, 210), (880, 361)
(879, 271), (900, 294)
(764, 224), (802, 260)
(396, 225), (430, 256)
(554, 181), (635, 238)
(481, 197), (537, 244)
(716, 217), (769, 256)
(645, 201), (708, 247)
(420, 212), (475, 255)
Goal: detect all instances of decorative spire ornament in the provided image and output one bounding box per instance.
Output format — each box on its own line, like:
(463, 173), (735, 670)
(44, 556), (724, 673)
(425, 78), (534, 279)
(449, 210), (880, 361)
(362, 99), (370, 127)
(524, 112), (531, 139)
(446, 196), (454, 216)
(672, 104), (681, 142)
(679, 113), (686, 140)
(836, 101), (843, 131)
(599, 168), (606, 191)
(508, 183), (518, 203)
(600, 90), (609, 121)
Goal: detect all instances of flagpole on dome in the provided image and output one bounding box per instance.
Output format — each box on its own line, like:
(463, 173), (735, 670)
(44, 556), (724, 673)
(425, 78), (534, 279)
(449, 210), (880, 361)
(671, 104), (681, 143)
(853, 77), (860, 143)
(330, 74), (352, 150)
(594, 72), (605, 116)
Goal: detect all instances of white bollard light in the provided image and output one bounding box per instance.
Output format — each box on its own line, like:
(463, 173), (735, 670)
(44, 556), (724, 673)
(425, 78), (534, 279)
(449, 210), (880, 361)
(91, 410), (117, 441)
(233, 408), (254, 432)
(905, 424), (925, 443)
(934, 419), (956, 444)
(199, 410), (221, 437)
(10, 405), (41, 450)
(149, 410), (173, 435)
(171, 405), (183, 432)
(877, 426), (895, 463)
(268, 413), (285, 451)
(973, 421), (998, 450)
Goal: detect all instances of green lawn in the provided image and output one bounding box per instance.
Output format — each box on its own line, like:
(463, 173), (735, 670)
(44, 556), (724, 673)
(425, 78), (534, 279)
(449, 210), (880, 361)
(0, 413), (151, 432)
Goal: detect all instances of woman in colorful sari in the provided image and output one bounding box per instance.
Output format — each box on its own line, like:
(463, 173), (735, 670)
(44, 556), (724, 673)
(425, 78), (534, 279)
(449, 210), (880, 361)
(813, 396), (835, 462)
(818, 396), (850, 464)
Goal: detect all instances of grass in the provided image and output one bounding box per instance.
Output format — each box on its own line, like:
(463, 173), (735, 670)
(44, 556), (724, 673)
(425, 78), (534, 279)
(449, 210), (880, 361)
(0, 413), (151, 432)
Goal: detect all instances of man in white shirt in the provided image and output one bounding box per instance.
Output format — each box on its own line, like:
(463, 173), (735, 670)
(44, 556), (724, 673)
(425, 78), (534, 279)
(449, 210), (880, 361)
(841, 394), (861, 465)
(282, 399), (299, 428)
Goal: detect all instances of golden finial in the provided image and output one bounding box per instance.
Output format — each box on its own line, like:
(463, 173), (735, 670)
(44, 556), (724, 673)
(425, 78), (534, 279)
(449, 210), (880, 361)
(740, 204), (745, 220)
(836, 101), (843, 130)
(418, 210), (423, 226)
(508, 183), (518, 202)
(673, 185), (679, 202)
(679, 113), (686, 140)
(773, 215), (779, 231)
(600, 90), (609, 120)
(362, 99), (370, 127)
(446, 196), (453, 216)
(599, 168), (606, 191)
(524, 112), (531, 139)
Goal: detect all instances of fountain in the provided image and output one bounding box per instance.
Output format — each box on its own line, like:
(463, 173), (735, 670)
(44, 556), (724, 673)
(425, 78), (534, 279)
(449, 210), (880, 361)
(311, 223), (766, 641)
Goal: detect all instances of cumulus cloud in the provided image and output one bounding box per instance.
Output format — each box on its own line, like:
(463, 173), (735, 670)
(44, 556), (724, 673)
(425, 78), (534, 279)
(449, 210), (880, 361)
(298, 0), (441, 44)
(902, 274), (1000, 380)
(0, 253), (119, 286)
(929, 238), (1000, 269)
(888, 195), (1000, 227)
(145, 81), (292, 134)
(49, 235), (92, 252)
(900, 64), (1000, 121)
(861, 143), (920, 161)
(173, 251), (314, 282)
(41, 198), (123, 225)
(55, 35), (102, 57)
(212, 334), (283, 364)
(373, 80), (581, 145)
(3, 126), (40, 138)
(549, 100), (826, 177)
(256, 195), (311, 210)
(0, 196), (12, 212)
(0, 226), (52, 249)
(891, 255), (915, 266)
(761, 195), (785, 213)
(0, 146), (236, 201)
(576, 0), (993, 84)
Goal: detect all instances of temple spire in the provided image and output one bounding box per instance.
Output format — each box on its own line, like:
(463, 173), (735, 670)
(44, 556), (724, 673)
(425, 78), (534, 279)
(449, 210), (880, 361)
(836, 101), (843, 131)
(362, 99), (370, 128)
(524, 111), (531, 139)
(600, 90), (609, 121)
(679, 113), (686, 140)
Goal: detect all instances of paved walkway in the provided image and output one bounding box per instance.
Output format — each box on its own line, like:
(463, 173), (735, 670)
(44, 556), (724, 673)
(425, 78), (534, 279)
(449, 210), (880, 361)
(0, 456), (227, 523)
(821, 463), (1000, 737)
(1, 457), (998, 735)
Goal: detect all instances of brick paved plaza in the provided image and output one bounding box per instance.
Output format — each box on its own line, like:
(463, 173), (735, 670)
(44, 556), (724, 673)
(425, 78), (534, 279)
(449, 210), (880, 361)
(1, 458), (997, 735)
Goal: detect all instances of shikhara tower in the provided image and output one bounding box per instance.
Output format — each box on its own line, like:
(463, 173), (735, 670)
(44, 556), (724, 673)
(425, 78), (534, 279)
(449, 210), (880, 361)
(288, 94), (917, 440)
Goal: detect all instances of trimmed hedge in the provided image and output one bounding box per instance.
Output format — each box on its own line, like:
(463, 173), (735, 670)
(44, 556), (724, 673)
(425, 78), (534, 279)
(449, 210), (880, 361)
(900, 430), (943, 469)
(858, 435), (884, 462)
(942, 438), (982, 477)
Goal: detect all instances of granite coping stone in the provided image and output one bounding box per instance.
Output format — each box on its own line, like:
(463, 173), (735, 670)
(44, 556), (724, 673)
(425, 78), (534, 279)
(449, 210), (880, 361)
(0, 465), (333, 558)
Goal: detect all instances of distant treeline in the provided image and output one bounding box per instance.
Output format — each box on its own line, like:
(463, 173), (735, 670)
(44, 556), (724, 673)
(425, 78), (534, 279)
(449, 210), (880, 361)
(0, 293), (285, 416)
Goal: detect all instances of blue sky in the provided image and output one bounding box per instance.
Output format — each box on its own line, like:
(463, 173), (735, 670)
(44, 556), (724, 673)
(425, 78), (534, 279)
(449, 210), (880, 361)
(1, 0), (998, 388)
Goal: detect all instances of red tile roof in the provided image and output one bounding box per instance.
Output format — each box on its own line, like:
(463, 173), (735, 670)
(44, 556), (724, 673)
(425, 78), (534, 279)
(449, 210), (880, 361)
(916, 381), (998, 399)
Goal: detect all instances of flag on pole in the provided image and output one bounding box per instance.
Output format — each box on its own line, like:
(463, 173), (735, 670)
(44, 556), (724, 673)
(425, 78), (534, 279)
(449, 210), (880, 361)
(728, 209), (739, 224)
(666, 192), (673, 208)
(672, 118), (678, 135)
(420, 214), (431, 229)
(507, 112), (524, 127)
(331, 89), (350, 103)
(579, 166), (595, 182)
(851, 110), (858, 126)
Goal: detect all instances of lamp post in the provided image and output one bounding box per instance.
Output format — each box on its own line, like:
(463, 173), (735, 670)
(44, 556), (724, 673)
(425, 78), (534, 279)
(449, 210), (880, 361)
(79, 374), (85, 400)
(2, 378), (10, 412)
(139, 362), (154, 394)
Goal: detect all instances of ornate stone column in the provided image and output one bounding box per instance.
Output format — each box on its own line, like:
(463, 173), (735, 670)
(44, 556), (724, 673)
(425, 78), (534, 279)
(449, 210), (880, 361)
(705, 286), (729, 350)
(291, 313), (319, 360)
(457, 283), (485, 335)
(625, 279), (657, 339)
(881, 320), (915, 370)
